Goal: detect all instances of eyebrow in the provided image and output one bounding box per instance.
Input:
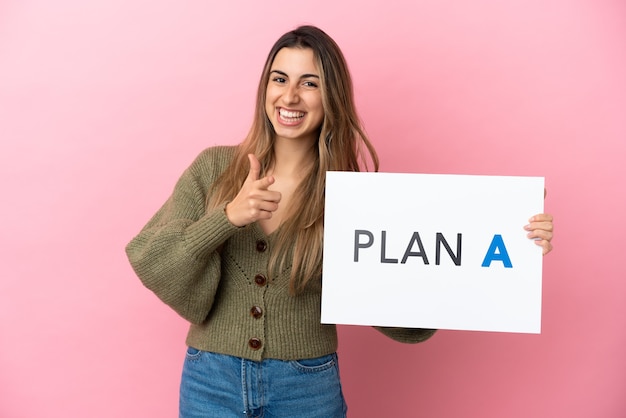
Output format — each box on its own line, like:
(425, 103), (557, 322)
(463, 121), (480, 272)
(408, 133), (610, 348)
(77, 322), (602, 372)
(270, 69), (320, 79)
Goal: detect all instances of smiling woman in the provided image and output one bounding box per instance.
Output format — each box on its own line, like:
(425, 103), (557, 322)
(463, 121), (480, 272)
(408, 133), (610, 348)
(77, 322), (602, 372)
(124, 25), (553, 418)
(125, 25), (398, 418)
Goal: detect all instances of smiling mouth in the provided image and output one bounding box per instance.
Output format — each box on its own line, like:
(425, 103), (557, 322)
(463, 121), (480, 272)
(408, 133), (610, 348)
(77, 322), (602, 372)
(278, 108), (305, 122)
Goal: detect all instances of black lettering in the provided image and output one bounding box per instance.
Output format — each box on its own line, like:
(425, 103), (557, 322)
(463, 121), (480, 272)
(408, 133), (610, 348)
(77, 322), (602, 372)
(401, 231), (430, 264)
(381, 231), (399, 264)
(354, 230), (374, 262)
(435, 233), (462, 266)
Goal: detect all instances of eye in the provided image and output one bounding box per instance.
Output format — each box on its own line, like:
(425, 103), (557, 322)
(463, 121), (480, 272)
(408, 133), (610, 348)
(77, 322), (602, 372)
(272, 76), (286, 84)
(303, 80), (319, 88)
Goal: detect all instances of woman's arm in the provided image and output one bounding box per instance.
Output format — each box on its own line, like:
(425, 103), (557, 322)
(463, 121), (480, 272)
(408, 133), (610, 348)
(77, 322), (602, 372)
(125, 149), (240, 324)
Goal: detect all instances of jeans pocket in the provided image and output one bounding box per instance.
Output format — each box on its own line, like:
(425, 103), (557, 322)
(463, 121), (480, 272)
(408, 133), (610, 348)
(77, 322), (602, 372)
(185, 346), (204, 361)
(289, 353), (336, 373)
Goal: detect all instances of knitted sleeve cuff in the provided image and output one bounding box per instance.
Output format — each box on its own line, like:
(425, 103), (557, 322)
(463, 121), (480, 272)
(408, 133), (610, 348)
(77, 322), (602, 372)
(184, 203), (242, 260)
(373, 327), (437, 344)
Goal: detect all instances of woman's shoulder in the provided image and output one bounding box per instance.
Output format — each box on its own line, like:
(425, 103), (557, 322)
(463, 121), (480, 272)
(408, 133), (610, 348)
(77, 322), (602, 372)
(195, 145), (238, 164)
(187, 145), (238, 174)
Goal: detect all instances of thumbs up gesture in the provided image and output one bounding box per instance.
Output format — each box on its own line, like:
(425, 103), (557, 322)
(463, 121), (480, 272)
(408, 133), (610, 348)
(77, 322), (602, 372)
(225, 154), (282, 227)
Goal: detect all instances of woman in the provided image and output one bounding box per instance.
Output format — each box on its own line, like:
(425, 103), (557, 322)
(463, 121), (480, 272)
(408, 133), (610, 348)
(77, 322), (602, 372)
(126, 25), (554, 418)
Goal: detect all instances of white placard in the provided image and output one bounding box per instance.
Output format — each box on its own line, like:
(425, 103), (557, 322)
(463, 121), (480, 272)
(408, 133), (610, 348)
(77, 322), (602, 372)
(321, 172), (545, 334)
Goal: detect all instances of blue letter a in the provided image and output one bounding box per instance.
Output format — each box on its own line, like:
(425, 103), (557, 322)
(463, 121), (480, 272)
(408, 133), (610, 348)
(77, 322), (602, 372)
(481, 235), (512, 268)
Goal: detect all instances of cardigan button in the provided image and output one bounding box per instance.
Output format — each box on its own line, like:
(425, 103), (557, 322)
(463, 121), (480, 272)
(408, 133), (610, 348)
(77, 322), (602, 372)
(256, 239), (268, 252)
(250, 306), (263, 319)
(248, 338), (262, 350)
(254, 274), (267, 286)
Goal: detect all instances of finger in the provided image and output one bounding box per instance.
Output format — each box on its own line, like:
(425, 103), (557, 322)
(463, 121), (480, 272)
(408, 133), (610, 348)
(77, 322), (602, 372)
(245, 200), (280, 222)
(524, 221), (554, 233)
(255, 175), (277, 192)
(261, 189), (281, 203)
(528, 213), (553, 223)
(244, 190), (281, 213)
(527, 229), (553, 242)
(245, 206), (274, 221)
(245, 154), (261, 183)
(534, 239), (553, 255)
(256, 200), (280, 214)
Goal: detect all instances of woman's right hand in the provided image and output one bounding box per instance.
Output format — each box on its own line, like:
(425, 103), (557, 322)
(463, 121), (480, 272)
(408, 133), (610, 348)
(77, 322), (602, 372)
(225, 154), (281, 227)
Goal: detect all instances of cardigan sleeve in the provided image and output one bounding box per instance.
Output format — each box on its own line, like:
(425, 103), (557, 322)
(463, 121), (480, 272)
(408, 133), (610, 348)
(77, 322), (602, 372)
(373, 327), (437, 344)
(125, 148), (240, 324)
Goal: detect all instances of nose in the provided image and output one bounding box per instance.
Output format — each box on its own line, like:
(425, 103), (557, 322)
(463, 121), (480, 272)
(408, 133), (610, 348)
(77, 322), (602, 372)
(282, 83), (300, 105)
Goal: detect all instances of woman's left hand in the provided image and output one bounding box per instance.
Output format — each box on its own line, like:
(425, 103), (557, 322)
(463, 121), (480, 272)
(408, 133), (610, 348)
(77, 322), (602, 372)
(524, 213), (554, 255)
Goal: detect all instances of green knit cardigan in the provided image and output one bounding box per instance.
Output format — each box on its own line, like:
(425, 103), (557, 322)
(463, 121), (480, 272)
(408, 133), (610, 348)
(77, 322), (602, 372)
(126, 146), (435, 361)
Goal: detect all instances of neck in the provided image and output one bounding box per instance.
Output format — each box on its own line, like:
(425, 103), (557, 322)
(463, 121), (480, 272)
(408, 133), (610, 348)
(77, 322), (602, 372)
(270, 137), (316, 178)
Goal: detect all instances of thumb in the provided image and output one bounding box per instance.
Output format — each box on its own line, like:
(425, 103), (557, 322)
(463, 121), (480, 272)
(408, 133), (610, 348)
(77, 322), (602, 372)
(245, 154), (261, 183)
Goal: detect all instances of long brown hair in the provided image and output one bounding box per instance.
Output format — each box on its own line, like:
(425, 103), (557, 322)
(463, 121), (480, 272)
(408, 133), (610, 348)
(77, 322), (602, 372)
(208, 25), (379, 293)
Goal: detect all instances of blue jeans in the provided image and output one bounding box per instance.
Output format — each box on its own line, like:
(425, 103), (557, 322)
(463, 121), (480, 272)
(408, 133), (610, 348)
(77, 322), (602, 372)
(179, 348), (347, 418)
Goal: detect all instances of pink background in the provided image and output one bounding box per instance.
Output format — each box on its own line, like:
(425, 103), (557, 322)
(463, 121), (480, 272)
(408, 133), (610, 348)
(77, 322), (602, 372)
(1, 1), (625, 417)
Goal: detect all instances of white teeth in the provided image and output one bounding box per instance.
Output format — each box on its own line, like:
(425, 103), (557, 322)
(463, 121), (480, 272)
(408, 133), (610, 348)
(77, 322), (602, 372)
(279, 109), (305, 119)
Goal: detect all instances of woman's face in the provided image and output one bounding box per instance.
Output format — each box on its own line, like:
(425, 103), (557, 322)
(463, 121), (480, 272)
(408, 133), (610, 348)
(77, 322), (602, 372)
(265, 47), (324, 146)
